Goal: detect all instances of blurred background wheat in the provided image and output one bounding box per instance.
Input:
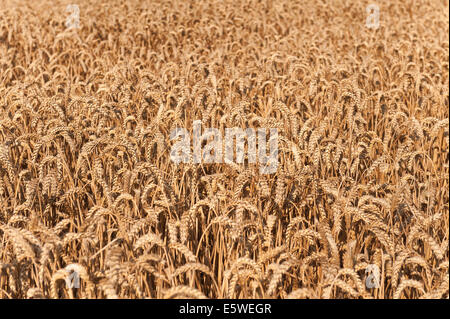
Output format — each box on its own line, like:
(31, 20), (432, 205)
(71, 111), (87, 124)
(0, 0), (448, 299)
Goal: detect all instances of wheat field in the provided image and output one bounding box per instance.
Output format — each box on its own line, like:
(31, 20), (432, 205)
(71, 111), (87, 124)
(0, 0), (448, 299)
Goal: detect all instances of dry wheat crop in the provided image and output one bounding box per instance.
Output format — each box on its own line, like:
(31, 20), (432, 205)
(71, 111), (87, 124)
(0, 0), (448, 299)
